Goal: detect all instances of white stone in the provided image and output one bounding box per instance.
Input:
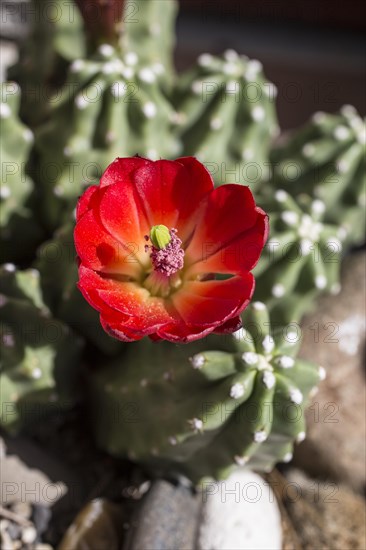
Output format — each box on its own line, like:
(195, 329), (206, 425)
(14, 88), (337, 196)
(337, 314), (366, 356)
(197, 469), (282, 550)
(272, 283), (285, 298)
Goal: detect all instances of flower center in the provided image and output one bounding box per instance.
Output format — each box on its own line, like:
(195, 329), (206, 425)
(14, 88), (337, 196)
(145, 225), (184, 277)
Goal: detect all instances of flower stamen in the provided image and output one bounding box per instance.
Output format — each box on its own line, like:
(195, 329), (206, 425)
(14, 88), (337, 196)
(145, 227), (184, 277)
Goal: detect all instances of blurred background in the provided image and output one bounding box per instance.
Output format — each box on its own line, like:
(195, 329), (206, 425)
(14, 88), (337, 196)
(1, 0), (365, 130)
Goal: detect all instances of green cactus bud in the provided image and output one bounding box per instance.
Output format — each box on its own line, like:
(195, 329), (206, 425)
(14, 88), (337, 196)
(0, 266), (84, 434)
(87, 304), (322, 484)
(173, 50), (278, 188)
(270, 106), (365, 248)
(0, 83), (43, 264)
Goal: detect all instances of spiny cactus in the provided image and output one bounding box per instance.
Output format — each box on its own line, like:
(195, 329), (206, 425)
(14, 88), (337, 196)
(120, 0), (178, 88)
(173, 50), (278, 187)
(88, 303), (323, 484)
(36, 223), (123, 356)
(8, 0), (85, 126)
(253, 188), (343, 325)
(35, 43), (181, 230)
(270, 105), (366, 248)
(0, 82), (43, 264)
(0, 265), (84, 433)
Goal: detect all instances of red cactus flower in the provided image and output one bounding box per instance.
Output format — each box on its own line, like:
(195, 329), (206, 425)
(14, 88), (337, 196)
(74, 156), (268, 343)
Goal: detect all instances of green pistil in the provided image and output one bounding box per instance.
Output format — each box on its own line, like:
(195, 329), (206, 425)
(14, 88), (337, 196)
(149, 225), (172, 250)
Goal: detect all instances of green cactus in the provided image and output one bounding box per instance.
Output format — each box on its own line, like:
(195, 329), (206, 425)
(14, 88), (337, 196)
(270, 106), (366, 248)
(35, 43), (181, 230)
(0, 265), (84, 434)
(173, 50), (278, 187)
(0, 82), (43, 264)
(8, 0), (85, 126)
(88, 303), (322, 484)
(253, 188), (343, 325)
(121, 0), (178, 89)
(36, 223), (123, 356)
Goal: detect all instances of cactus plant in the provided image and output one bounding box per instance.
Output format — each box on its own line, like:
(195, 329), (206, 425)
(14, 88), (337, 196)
(121, 0), (178, 88)
(0, 265), (84, 433)
(173, 50), (278, 187)
(270, 105), (366, 247)
(0, 82), (43, 264)
(35, 43), (181, 230)
(88, 303), (323, 484)
(253, 188), (343, 325)
(9, 0), (178, 127)
(8, 0), (85, 126)
(35, 223), (123, 356)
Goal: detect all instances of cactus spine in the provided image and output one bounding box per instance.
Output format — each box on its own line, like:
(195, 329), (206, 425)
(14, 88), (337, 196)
(0, 265), (84, 433)
(88, 303), (322, 484)
(173, 50), (278, 188)
(270, 106), (366, 247)
(0, 82), (43, 264)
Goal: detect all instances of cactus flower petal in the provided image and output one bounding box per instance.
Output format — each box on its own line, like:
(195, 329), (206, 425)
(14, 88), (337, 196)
(74, 156), (268, 343)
